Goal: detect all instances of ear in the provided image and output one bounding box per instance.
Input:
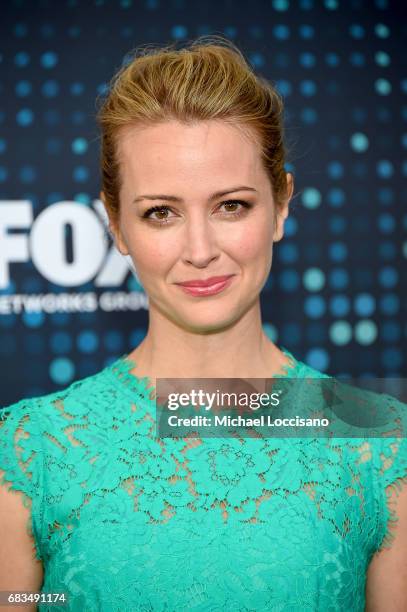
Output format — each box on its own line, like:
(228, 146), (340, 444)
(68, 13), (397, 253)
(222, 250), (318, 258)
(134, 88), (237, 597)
(99, 190), (129, 256)
(272, 172), (294, 243)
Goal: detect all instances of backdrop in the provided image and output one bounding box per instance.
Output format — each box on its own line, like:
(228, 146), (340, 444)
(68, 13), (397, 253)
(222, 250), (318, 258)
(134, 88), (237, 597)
(1, 0), (406, 406)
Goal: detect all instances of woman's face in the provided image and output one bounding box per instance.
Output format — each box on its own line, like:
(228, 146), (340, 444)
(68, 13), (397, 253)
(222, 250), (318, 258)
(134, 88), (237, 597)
(106, 119), (293, 333)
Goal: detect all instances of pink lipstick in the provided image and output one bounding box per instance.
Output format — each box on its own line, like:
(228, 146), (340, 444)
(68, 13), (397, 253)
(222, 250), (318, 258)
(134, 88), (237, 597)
(175, 275), (235, 297)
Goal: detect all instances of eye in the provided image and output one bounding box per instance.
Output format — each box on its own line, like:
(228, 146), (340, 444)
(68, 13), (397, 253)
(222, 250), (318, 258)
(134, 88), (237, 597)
(142, 205), (175, 223)
(141, 199), (253, 225)
(219, 200), (251, 216)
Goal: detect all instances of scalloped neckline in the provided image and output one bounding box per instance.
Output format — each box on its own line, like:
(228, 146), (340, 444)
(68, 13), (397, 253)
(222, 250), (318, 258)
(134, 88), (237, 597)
(106, 346), (303, 402)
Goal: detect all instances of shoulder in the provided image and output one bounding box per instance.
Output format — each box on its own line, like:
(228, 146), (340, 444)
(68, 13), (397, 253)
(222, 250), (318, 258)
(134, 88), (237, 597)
(292, 360), (406, 435)
(0, 361), (120, 476)
(336, 388), (407, 554)
(1, 360), (116, 423)
(364, 400), (407, 606)
(0, 360), (119, 499)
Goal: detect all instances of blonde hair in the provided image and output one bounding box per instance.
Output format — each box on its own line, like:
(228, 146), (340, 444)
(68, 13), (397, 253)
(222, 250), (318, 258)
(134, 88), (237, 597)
(96, 34), (292, 224)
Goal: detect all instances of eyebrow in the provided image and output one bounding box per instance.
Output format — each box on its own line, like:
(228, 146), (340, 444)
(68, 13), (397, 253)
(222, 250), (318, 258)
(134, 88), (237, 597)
(133, 186), (258, 204)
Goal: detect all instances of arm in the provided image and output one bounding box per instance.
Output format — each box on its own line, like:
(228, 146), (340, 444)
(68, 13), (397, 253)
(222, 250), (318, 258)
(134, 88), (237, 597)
(0, 400), (45, 611)
(365, 476), (407, 611)
(0, 476), (44, 612)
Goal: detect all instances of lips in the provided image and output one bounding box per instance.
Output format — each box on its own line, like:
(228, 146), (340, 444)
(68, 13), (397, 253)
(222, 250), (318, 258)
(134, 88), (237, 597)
(175, 274), (235, 288)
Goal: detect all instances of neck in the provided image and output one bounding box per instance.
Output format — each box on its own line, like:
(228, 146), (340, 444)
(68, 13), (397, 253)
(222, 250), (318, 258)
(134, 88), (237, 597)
(127, 300), (292, 380)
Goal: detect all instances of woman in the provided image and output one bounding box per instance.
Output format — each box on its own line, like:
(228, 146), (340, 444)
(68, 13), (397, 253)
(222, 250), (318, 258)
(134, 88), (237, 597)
(1, 36), (406, 611)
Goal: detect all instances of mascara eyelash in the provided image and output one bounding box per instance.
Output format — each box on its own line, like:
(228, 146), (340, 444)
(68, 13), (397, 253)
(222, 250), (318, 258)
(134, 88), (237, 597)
(141, 200), (253, 224)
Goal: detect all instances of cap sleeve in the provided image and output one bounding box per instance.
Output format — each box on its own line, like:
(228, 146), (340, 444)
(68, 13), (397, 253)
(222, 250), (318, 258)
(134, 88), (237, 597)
(0, 399), (44, 560)
(370, 393), (407, 552)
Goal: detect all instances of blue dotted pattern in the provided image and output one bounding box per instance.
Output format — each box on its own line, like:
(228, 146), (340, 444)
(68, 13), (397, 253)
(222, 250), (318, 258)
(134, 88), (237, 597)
(0, 0), (405, 403)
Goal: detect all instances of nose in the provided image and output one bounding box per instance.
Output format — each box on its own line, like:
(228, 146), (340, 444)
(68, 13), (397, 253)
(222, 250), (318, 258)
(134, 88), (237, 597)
(181, 215), (220, 268)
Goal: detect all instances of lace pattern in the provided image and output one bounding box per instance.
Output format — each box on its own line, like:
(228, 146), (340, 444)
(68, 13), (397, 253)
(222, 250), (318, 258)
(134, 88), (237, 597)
(0, 348), (406, 611)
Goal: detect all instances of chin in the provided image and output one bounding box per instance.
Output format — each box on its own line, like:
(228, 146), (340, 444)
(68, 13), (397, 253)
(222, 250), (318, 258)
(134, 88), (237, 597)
(171, 306), (243, 334)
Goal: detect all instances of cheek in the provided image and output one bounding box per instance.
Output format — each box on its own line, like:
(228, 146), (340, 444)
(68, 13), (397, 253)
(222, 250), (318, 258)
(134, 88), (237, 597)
(125, 230), (176, 273)
(230, 222), (273, 262)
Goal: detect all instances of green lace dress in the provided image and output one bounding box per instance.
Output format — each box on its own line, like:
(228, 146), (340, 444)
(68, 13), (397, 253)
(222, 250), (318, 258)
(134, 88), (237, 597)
(1, 347), (406, 612)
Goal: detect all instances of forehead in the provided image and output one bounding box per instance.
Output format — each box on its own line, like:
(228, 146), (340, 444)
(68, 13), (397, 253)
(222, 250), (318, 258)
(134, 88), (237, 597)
(116, 119), (263, 183)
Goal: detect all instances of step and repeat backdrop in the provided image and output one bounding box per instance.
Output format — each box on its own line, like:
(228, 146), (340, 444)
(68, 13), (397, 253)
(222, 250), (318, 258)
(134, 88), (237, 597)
(0, 0), (406, 405)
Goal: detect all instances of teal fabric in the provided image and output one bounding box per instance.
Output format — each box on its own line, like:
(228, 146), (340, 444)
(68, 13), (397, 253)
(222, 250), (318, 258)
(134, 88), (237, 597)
(1, 347), (406, 612)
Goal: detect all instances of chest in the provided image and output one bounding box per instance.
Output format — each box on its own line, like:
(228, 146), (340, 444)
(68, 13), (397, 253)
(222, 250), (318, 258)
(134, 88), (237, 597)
(40, 437), (376, 611)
